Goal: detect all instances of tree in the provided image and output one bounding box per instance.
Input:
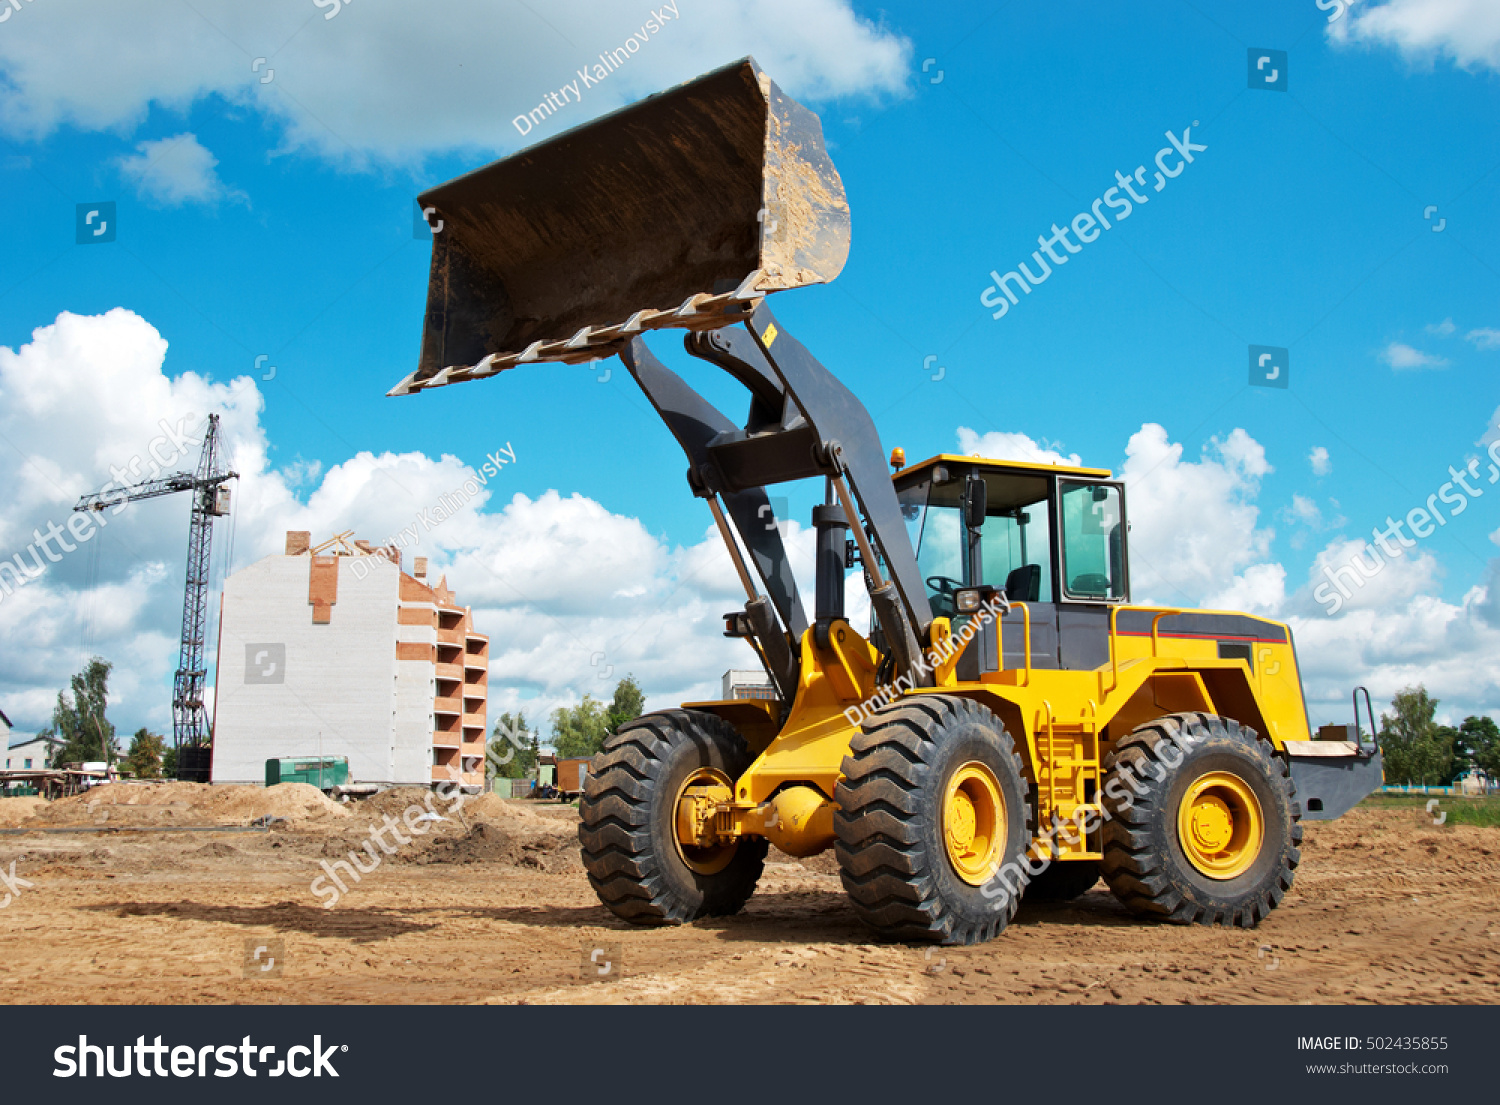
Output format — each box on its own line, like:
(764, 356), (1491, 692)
(42, 657), (120, 767)
(1459, 715), (1500, 783)
(552, 677), (647, 760)
(552, 695), (609, 759)
(604, 675), (645, 735)
(1378, 686), (1453, 786)
(125, 728), (166, 779)
(1435, 723), (1464, 783)
(487, 712), (539, 780)
(162, 745), (179, 780)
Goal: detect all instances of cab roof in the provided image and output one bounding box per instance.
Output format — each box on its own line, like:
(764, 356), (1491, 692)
(894, 453), (1114, 481)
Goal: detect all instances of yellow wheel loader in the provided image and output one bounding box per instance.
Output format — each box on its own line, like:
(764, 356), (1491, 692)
(393, 59), (1383, 945)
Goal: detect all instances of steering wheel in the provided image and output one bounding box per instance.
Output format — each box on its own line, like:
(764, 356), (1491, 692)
(926, 575), (963, 618)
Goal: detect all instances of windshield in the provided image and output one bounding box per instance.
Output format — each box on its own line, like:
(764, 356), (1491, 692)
(897, 468), (1053, 616)
(898, 479), (965, 618)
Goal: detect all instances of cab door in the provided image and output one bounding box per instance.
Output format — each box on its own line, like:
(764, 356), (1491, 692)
(1055, 479), (1129, 671)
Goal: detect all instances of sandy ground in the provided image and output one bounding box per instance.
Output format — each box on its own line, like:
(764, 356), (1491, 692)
(0, 784), (1495, 1005)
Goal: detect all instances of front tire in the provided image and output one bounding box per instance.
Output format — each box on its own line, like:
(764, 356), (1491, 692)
(1100, 712), (1300, 927)
(834, 695), (1032, 945)
(579, 710), (768, 925)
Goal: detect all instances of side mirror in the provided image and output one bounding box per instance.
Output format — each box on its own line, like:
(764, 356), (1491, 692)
(964, 476), (987, 531)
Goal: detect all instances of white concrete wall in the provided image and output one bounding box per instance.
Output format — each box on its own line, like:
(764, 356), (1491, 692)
(213, 556), (408, 786)
(393, 599), (437, 783)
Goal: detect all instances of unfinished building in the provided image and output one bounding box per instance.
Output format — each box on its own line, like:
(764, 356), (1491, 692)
(211, 532), (489, 791)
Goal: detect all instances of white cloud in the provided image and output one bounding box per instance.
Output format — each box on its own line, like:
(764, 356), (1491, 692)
(1309, 445), (1332, 476)
(1288, 581), (1500, 728)
(1465, 327), (1500, 350)
(1303, 535), (1443, 616)
(1286, 493), (1324, 527)
(0, 0), (911, 164)
(955, 427), (1082, 468)
(1121, 424), (1274, 605)
(116, 133), (242, 207)
(0, 308), (778, 737)
(1203, 562), (1286, 617)
(0, 309), (269, 732)
(1426, 317), (1456, 336)
(1381, 341), (1449, 370)
(1332, 0), (1500, 73)
(1482, 405), (1500, 447)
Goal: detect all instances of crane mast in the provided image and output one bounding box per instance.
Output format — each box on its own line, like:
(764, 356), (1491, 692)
(74, 414), (238, 778)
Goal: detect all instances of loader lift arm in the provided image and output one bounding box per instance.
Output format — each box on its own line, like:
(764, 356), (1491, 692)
(622, 307), (934, 690)
(617, 337), (807, 702)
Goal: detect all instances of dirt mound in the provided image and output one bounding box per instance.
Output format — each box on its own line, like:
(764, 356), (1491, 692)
(0, 796), (47, 827)
(408, 821), (582, 872)
(28, 782), (350, 828)
(461, 793), (574, 836)
(347, 787), (444, 822)
(414, 822), (515, 864)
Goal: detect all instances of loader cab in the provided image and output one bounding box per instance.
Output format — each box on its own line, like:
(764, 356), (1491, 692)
(893, 454), (1129, 673)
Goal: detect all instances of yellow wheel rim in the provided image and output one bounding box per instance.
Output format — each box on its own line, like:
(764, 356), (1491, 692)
(943, 761), (1006, 886)
(673, 767), (737, 876)
(1176, 770), (1264, 880)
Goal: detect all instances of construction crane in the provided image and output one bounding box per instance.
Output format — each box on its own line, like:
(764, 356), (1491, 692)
(74, 414), (238, 778)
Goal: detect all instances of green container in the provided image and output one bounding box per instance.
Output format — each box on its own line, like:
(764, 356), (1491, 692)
(266, 757), (349, 790)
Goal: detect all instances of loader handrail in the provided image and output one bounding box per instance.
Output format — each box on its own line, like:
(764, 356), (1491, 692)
(1106, 605), (1187, 692)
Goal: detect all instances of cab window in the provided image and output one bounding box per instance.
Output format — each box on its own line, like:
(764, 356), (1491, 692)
(979, 487), (1052, 604)
(898, 478), (966, 618)
(1060, 481), (1125, 601)
(898, 469), (1054, 616)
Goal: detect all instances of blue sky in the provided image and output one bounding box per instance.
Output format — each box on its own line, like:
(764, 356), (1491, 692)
(1, 0), (1498, 738)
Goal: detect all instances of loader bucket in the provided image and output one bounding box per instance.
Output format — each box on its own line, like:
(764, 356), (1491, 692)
(393, 57), (850, 396)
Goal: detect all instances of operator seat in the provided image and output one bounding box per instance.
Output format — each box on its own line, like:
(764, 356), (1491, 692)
(1004, 564), (1040, 602)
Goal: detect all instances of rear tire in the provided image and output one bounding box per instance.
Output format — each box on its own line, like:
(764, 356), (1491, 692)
(579, 710), (768, 925)
(834, 695), (1032, 945)
(1100, 712), (1300, 927)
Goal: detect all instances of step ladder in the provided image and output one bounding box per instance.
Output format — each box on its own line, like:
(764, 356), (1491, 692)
(1035, 702), (1104, 860)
